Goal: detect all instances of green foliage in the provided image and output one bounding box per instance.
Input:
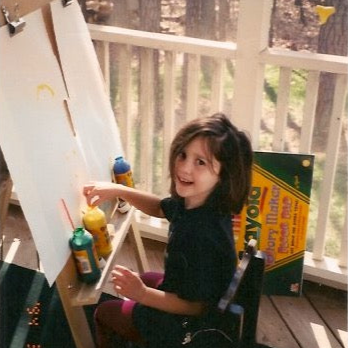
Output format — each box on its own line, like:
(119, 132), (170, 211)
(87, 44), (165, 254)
(261, 65), (346, 258)
(290, 70), (307, 100)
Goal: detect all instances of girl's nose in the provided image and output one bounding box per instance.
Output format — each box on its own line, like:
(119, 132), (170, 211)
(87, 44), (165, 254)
(178, 159), (192, 174)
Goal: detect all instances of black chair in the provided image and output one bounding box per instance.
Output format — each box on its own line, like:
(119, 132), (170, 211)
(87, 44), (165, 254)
(177, 239), (272, 348)
(217, 239), (271, 348)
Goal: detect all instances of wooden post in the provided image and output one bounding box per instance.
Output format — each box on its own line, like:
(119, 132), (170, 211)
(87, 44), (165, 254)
(139, 48), (155, 192)
(0, 147), (12, 259)
(231, 0), (273, 148)
(56, 257), (96, 348)
(0, 177), (12, 232)
(0, 177), (12, 260)
(128, 215), (150, 274)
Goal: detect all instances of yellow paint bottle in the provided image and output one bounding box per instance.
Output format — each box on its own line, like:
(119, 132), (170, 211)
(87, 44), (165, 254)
(83, 206), (113, 258)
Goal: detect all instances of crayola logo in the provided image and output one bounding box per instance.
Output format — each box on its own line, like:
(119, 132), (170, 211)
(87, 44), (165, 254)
(243, 187), (262, 249)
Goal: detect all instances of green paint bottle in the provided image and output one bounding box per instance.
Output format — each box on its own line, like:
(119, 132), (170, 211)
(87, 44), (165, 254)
(70, 227), (101, 284)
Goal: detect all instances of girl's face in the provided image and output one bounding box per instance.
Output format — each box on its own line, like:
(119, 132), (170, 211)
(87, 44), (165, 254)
(174, 136), (221, 209)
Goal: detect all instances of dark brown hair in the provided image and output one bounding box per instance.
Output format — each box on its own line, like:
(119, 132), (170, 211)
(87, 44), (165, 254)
(169, 113), (253, 214)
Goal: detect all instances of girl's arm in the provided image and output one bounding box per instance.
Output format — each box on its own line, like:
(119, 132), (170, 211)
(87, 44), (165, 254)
(112, 265), (205, 316)
(140, 286), (204, 315)
(83, 182), (164, 218)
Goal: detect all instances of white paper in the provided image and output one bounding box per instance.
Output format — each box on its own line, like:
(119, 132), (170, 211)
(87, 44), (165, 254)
(0, 1), (123, 285)
(51, 0), (123, 179)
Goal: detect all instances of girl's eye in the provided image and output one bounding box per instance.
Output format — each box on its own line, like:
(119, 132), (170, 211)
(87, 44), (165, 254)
(197, 159), (206, 166)
(178, 151), (186, 160)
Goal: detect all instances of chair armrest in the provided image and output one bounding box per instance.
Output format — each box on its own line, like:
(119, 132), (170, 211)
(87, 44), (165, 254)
(218, 239), (258, 312)
(217, 239), (266, 348)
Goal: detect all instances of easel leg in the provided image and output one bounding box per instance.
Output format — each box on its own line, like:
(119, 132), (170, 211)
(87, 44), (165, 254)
(128, 216), (149, 274)
(0, 176), (13, 260)
(56, 257), (96, 348)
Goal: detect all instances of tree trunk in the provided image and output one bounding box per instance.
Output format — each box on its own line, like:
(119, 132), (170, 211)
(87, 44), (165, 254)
(108, 1), (134, 120)
(200, 1), (216, 87)
(112, 0), (133, 28)
(139, 0), (162, 130)
(182, 0), (219, 117)
(186, 0), (201, 38)
(313, 0), (348, 151)
(218, 0), (229, 41)
(269, 0), (277, 47)
(180, 0), (201, 120)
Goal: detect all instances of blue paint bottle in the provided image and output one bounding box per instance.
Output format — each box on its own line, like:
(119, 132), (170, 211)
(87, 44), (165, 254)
(113, 156), (134, 213)
(113, 156), (134, 188)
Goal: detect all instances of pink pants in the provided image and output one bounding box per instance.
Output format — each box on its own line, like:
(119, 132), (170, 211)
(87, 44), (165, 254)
(94, 272), (164, 348)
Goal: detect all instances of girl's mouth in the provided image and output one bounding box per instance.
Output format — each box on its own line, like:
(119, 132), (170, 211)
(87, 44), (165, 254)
(177, 176), (193, 185)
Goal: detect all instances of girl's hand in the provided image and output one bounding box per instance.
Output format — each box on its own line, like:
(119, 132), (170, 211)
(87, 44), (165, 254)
(83, 182), (119, 206)
(111, 265), (147, 302)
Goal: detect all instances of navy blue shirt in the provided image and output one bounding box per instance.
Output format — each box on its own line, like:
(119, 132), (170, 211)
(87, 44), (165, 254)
(133, 197), (236, 346)
(158, 197), (236, 304)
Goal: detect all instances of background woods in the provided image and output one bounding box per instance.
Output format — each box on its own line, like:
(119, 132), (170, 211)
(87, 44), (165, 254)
(80, 0), (347, 150)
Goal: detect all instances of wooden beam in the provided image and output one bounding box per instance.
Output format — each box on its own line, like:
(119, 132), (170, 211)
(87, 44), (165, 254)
(89, 24), (237, 59)
(56, 256), (96, 348)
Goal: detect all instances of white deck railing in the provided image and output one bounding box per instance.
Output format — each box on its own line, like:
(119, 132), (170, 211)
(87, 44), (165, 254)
(89, 0), (347, 289)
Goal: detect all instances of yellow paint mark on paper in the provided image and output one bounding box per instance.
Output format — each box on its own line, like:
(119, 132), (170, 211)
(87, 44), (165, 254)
(37, 84), (55, 100)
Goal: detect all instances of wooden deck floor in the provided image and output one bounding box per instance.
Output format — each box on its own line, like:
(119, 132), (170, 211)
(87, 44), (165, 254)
(1, 204), (347, 348)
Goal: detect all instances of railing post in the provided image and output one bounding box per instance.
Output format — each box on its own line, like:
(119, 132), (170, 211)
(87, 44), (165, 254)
(162, 51), (176, 196)
(186, 54), (200, 121)
(313, 74), (348, 260)
(272, 67), (292, 151)
(339, 209), (347, 268)
(231, 0), (273, 147)
(118, 44), (133, 160)
(211, 58), (224, 112)
(94, 41), (110, 96)
(300, 70), (320, 153)
(139, 48), (154, 192)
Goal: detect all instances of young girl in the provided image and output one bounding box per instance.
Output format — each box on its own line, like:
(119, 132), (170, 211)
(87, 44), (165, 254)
(83, 113), (253, 347)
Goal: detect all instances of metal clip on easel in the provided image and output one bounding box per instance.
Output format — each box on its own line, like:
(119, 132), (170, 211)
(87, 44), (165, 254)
(1, 5), (25, 36)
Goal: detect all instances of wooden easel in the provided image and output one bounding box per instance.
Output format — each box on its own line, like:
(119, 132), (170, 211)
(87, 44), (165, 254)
(0, 2), (150, 347)
(56, 206), (149, 348)
(1, 180), (149, 348)
(0, 172), (12, 260)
